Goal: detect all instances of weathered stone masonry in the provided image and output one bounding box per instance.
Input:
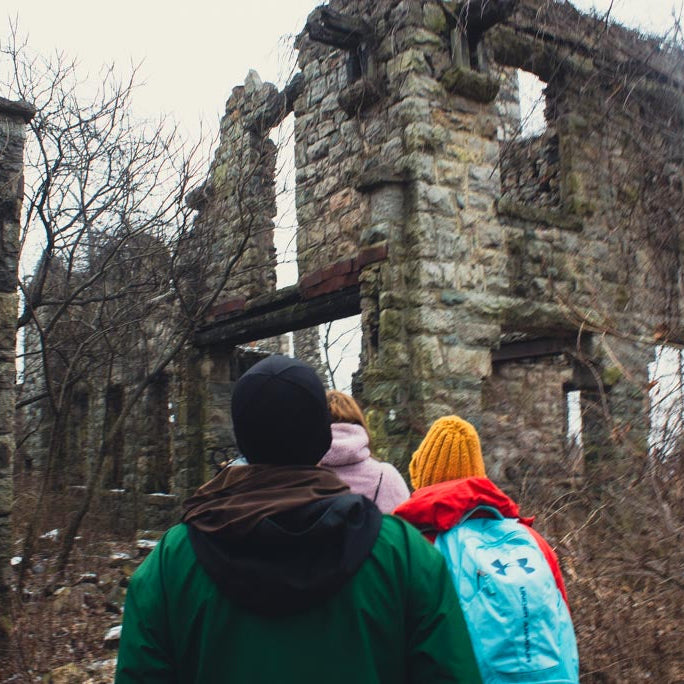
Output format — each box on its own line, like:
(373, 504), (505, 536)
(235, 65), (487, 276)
(0, 97), (34, 632)
(14, 0), (684, 532)
(191, 0), (683, 489)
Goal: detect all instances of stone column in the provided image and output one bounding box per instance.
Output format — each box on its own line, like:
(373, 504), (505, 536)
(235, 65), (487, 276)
(294, 326), (329, 387)
(0, 97), (34, 649)
(358, 181), (415, 472)
(171, 347), (208, 499)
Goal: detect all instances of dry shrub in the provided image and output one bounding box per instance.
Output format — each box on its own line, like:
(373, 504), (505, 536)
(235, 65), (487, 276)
(517, 450), (684, 682)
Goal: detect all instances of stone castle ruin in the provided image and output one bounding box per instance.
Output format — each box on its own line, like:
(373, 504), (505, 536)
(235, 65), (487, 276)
(9, 0), (684, 530)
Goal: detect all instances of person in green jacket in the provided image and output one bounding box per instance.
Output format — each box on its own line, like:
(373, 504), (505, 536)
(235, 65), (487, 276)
(115, 355), (482, 684)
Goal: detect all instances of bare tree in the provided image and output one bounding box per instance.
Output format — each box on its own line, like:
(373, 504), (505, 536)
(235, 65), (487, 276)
(0, 24), (271, 584)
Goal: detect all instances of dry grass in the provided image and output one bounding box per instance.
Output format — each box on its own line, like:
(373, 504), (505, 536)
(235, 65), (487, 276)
(3, 457), (683, 682)
(1, 484), (136, 682)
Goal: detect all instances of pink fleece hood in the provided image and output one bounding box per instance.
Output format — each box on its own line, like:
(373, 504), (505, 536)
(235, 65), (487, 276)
(320, 423), (370, 467)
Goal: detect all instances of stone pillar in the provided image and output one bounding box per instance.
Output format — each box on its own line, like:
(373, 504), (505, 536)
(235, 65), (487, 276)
(185, 70), (285, 313)
(293, 326), (329, 387)
(171, 348), (208, 498)
(0, 97), (34, 649)
(358, 181), (415, 471)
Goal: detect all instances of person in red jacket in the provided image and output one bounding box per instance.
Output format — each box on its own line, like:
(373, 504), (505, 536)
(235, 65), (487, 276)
(393, 415), (569, 605)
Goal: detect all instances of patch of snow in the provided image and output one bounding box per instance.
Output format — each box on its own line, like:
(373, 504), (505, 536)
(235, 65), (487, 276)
(137, 539), (158, 551)
(10, 556), (22, 567)
(39, 528), (59, 541)
(78, 572), (98, 584)
(104, 625), (122, 643)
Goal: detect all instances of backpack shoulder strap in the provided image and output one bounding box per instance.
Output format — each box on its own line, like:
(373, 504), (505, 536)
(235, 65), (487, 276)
(372, 471), (384, 503)
(458, 504), (506, 525)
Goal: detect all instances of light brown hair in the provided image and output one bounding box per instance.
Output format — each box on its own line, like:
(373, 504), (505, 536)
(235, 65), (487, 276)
(326, 390), (369, 437)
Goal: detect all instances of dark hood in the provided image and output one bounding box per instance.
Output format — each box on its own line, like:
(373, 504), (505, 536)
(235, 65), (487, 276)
(182, 464), (383, 616)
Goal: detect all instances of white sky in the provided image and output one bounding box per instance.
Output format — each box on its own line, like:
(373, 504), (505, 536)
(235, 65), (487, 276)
(3, 0), (679, 142)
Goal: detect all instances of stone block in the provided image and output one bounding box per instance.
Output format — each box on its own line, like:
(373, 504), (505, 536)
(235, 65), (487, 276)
(313, 174), (339, 200)
(379, 291), (408, 310)
(469, 164), (500, 195)
(397, 152), (436, 183)
(389, 0), (424, 26)
(443, 345), (492, 378)
(408, 260), (449, 289)
(443, 320), (500, 346)
(387, 50), (432, 83)
(0, 294), (17, 359)
(320, 93), (339, 117)
(339, 208), (363, 234)
(361, 222), (392, 246)
(468, 190), (494, 212)
(424, 3), (448, 32)
(398, 72), (444, 101)
(395, 27), (443, 51)
(415, 182), (457, 216)
(329, 188), (355, 213)
(308, 138), (329, 162)
(379, 308), (403, 342)
(411, 334), (443, 375)
(358, 243), (389, 268)
(436, 158), (467, 187)
(328, 143), (346, 163)
(406, 212), (435, 244)
(370, 184), (405, 222)
(406, 306), (458, 335)
(389, 97), (432, 127)
(307, 79), (327, 107)
(477, 222), (505, 248)
(379, 341), (410, 368)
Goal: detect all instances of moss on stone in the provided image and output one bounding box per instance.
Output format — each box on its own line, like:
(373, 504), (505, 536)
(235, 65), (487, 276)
(602, 365), (623, 386)
(441, 67), (500, 103)
(379, 308), (403, 341)
(496, 197), (584, 231)
(423, 3), (448, 33)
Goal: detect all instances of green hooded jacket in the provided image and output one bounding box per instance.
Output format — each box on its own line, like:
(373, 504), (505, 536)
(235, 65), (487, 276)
(115, 516), (482, 683)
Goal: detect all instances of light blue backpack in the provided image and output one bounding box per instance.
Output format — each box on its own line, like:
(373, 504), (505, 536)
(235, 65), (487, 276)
(435, 506), (579, 683)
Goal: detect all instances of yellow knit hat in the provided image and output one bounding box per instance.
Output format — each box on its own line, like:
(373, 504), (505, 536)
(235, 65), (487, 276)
(409, 416), (486, 490)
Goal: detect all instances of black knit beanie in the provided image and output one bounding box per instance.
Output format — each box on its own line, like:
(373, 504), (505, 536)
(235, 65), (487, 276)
(231, 355), (332, 465)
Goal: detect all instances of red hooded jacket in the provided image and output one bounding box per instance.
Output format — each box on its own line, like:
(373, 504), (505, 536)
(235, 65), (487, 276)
(393, 477), (569, 606)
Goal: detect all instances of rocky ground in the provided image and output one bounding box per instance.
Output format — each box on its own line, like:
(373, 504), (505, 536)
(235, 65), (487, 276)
(1, 531), (161, 683)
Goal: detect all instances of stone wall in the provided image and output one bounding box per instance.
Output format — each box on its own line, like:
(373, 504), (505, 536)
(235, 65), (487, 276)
(186, 69), (290, 312)
(15, 0), (684, 523)
(0, 97), (34, 645)
(482, 355), (576, 489)
(274, 0), (681, 480)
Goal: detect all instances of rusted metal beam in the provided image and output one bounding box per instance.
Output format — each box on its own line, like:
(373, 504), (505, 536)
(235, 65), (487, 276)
(492, 336), (577, 362)
(195, 284), (361, 348)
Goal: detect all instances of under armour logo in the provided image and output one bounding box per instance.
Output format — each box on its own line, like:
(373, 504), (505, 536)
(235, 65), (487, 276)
(491, 558), (536, 576)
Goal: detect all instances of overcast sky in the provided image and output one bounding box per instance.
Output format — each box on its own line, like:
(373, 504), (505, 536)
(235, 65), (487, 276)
(3, 0), (680, 139)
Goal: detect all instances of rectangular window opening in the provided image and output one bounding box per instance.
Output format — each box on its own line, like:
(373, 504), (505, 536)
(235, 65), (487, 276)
(274, 112), (298, 290)
(648, 344), (684, 460)
(518, 70), (547, 139)
(318, 314), (362, 393)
